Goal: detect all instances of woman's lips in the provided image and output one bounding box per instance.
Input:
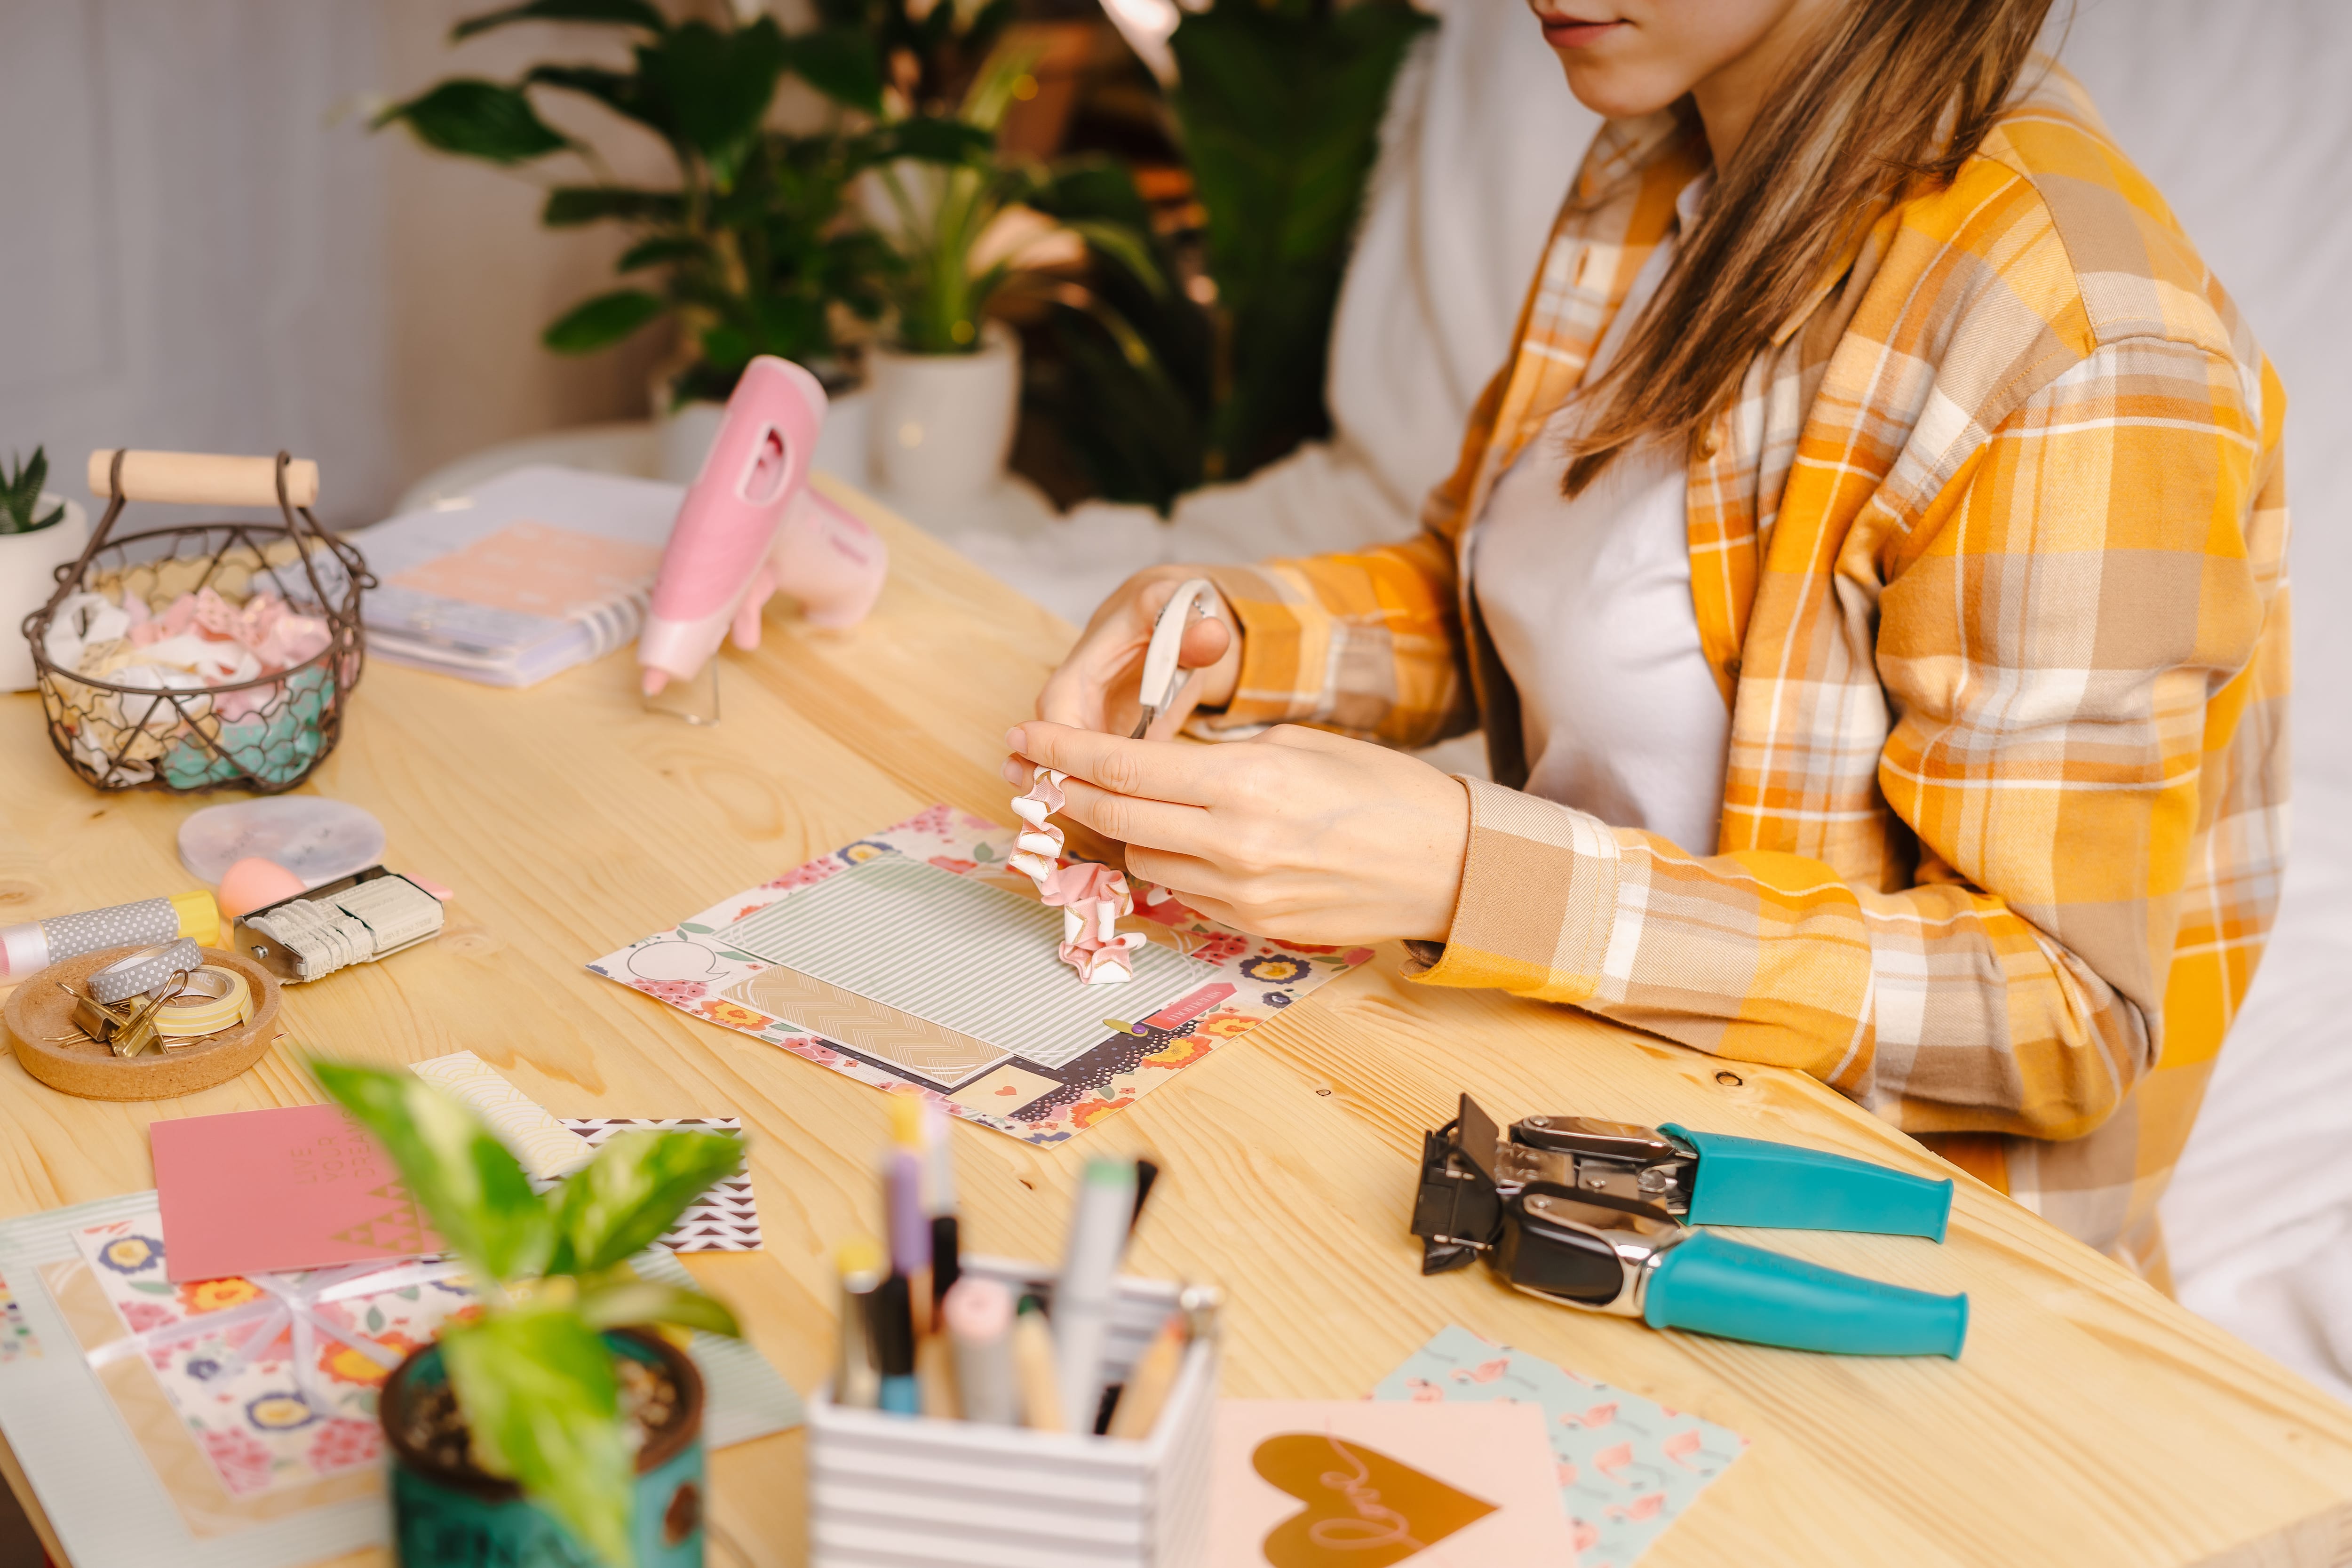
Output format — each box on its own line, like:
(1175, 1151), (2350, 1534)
(1538, 14), (1623, 48)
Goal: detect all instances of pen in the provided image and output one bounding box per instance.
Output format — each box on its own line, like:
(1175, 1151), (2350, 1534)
(0, 890), (219, 981)
(1053, 1159), (1137, 1434)
(834, 1239), (885, 1410)
(943, 1276), (1019, 1426)
(872, 1272), (920, 1417)
(1011, 1293), (1064, 1432)
(1106, 1310), (1187, 1440)
(1130, 1157), (1160, 1236)
(926, 1102), (961, 1309)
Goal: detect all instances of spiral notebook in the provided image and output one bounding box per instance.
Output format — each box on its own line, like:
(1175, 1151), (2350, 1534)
(352, 464), (682, 687)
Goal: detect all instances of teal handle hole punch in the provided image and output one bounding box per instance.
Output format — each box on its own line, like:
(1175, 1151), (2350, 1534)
(1410, 1093), (1967, 1358)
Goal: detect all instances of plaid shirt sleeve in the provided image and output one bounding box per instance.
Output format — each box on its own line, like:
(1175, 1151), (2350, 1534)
(1413, 334), (2285, 1142)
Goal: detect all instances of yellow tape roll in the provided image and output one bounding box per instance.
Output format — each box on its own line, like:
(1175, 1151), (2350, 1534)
(154, 965), (254, 1039)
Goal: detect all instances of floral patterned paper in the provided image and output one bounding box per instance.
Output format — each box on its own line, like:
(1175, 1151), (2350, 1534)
(0, 1270), (36, 1362)
(588, 805), (1377, 1144)
(1373, 1325), (1748, 1568)
(73, 1218), (477, 1500)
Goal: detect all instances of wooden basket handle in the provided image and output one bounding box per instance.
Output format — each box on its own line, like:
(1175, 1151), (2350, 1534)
(87, 449), (320, 509)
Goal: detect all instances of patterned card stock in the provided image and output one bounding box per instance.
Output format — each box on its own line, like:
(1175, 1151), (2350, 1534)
(588, 805), (1377, 1145)
(0, 1269), (38, 1362)
(560, 1119), (762, 1252)
(408, 1050), (595, 1181)
(1373, 1325), (1748, 1568)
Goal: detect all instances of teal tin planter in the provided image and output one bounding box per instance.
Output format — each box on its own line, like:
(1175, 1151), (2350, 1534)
(381, 1328), (707, 1568)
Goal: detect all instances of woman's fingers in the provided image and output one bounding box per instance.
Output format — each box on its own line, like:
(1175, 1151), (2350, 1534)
(1006, 721), (1230, 807)
(1044, 771), (1216, 858)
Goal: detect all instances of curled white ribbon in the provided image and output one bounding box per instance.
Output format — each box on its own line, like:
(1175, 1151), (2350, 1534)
(1010, 766), (1149, 984)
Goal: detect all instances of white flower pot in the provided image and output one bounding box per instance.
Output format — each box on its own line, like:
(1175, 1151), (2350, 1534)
(867, 324), (1020, 517)
(0, 495), (89, 691)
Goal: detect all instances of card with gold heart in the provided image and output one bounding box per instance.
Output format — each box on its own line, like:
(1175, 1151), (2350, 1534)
(1211, 1400), (1577, 1567)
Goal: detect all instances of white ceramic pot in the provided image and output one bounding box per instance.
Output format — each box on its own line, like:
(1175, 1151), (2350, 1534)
(0, 495), (89, 691)
(867, 323), (1020, 516)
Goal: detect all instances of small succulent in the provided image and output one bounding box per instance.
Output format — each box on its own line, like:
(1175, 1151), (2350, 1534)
(0, 447), (64, 536)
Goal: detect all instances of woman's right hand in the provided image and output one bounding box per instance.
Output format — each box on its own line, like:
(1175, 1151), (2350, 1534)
(1035, 566), (1242, 739)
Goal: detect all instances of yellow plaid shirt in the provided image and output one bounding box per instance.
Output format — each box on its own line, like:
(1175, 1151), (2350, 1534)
(1197, 69), (2291, 1282)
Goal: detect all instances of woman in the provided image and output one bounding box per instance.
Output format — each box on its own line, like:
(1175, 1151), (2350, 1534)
(1007, 0), (2290, 1283)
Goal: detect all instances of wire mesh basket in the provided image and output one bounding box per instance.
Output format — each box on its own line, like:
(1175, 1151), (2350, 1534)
(24, 450), (373, 794)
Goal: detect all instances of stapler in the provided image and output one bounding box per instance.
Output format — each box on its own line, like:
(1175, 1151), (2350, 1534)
(636, 355), (889, 719)
(1411, 1093), (1970, 1358)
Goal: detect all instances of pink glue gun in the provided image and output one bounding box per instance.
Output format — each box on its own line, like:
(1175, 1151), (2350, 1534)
(637, 355), (888, 698)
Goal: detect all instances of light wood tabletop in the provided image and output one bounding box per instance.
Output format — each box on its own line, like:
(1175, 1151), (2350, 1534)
(2, 477), (2349, 1568)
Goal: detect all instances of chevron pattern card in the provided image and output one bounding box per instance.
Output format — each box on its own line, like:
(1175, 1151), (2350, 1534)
(150, 1105), (439, 1281)
(560, 1118), (762, 1252)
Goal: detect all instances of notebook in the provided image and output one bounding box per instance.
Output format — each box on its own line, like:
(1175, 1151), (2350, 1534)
(351, 464), (682, 686)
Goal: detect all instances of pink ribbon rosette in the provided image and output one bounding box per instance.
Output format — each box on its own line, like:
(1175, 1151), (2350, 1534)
(1010, 765), (1149, 984)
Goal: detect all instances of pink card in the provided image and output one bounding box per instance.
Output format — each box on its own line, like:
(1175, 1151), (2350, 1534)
(1212, 1400), (1577, 1567)
(151, 1105), (442, 1281)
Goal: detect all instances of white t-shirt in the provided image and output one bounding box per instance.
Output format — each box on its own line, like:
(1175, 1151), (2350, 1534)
(1468, 175), (1727, 853)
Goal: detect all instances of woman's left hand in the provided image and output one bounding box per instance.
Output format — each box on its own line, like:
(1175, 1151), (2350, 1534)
(1001, 721), (1470, 945)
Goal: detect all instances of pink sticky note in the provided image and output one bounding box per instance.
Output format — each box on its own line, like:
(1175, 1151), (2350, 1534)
(151, 1105), (443, 1281)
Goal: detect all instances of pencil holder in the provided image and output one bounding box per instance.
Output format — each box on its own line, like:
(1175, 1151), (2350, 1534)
(807, 1256), (1218, 1568)
(24, 448), (371, 794)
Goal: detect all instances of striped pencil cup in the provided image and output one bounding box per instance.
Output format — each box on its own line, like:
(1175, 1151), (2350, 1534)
(807, 1256), (1219, 1568)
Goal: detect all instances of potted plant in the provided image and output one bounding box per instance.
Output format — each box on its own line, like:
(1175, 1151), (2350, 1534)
(314, 1059), (747, 1568)
(863, 45), (1160, 511)
(1, 446), (89, 692)
(370, 1), (906, 475)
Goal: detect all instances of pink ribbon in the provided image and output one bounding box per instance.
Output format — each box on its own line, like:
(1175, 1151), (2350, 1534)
(1010, 766), (1148, 984)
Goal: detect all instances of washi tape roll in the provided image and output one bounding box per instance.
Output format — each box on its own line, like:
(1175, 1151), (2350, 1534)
(86, 938), (204, 1006)
(154, 965), (254, 1039)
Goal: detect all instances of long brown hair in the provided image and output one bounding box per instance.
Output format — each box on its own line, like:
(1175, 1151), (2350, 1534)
(1564, 0), (2055, 496)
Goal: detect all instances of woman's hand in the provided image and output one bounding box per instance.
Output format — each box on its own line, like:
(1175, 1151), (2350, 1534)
(1002, 720), (1470, 945)
(1035, 567), (1241, 739)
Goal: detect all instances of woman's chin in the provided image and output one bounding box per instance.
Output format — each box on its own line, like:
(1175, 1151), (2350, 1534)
(1556, 57), (1687, 122)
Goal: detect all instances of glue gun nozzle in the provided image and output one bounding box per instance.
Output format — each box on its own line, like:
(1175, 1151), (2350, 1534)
(641, 668), (669, 697)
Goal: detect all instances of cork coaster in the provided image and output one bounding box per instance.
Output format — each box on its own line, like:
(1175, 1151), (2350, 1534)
(5, 945), (283, 1101)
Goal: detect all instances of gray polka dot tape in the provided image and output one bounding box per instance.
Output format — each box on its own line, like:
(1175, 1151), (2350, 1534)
(87, 938), (205, 1005)
(42, 898), (177, 965)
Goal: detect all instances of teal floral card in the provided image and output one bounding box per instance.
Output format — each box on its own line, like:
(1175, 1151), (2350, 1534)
(1373, 1325), (1748, 1567)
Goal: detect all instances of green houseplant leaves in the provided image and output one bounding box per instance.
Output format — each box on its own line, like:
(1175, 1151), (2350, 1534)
(314, 1060), (744, 1568)
(0, 447), (65, 536)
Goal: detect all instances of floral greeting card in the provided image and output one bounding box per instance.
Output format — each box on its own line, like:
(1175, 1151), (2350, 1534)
(1373, 1325), (1748, 1567)
(588, 805), (1377, 1144)
(73, 1217), (477, 1500)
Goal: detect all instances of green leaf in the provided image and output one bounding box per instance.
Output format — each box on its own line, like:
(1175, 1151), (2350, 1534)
(541, 185), (686, 227)
(441, 1311), (632, 1568)
(641, 18), (788, 185)
(541, 288), (666, 353)
(451, 0), (667, 41)
(311, 1060), (554, 1286)
(523, 63), (673, 138)
(373, 79), (572, 165)
(1062, 218), (1166, 297)
(548, 1130), (744, 1275)
(576, 1279), (741, 1337)
(128, 1279), (176, 1295)
(783, 27), (883, 115)
(872, 116), (994, 167)
(365, 1304), (386, 1333)
(615, 234), (709, 272)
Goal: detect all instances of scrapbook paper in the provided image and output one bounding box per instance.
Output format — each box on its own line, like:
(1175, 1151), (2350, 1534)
(0, 1191), (803, 1568)
(1211, 1399), (1576, 1567)
(561, 1118), (763, 1251)
(1373, 1325), (1748, 1568)
(715, 854), (1217, 1067)
(152, 1105), (442, 1282)
(0, 1270), (38, 1362)
(387, 519), (660, 619)
(73, 1218), (477, 1500)
(410, 1049), (596, 1181)
(588, 804), (1378, 1145)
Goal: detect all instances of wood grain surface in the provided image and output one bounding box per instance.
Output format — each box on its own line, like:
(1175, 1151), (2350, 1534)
(0, 474), (2347, 1568)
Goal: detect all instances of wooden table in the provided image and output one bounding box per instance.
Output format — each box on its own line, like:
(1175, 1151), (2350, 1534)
(3, 479), (2349, 1568)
